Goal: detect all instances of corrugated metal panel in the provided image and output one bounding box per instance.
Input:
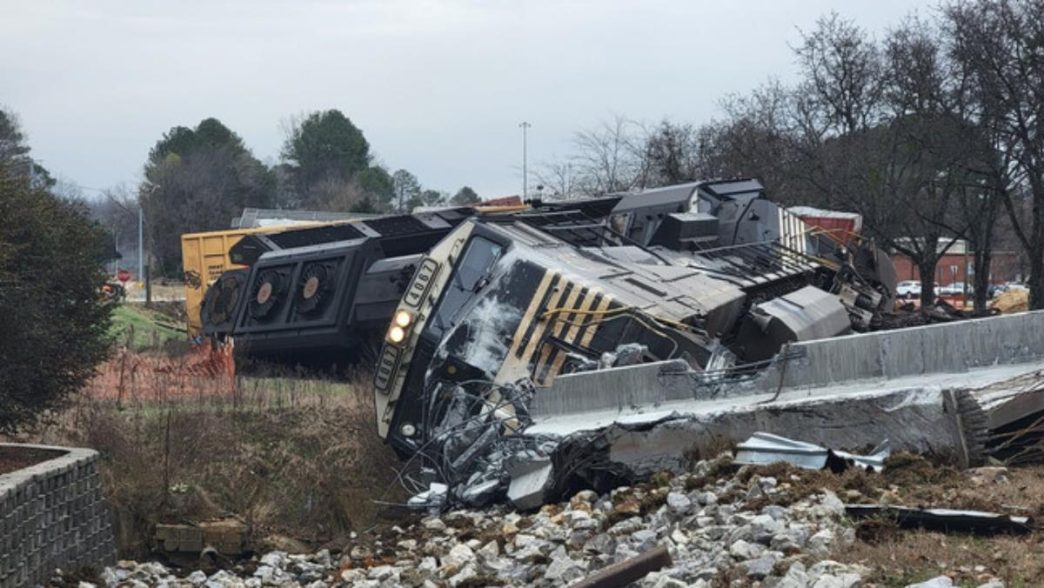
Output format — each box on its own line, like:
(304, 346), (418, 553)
(777, 208), (810, 255)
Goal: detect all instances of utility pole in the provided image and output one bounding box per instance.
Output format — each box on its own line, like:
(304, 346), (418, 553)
(138, 206), (144, 283)
(519, 121), (531, 200)
(112, 225), (119, 279)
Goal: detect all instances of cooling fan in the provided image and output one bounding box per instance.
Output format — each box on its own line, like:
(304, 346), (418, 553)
(248, 269), (287, 320)
(297, 262), (336, 315)
(201, 269), (247, 329)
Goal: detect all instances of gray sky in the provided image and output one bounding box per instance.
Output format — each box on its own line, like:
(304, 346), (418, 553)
(1, 0), (933, 201)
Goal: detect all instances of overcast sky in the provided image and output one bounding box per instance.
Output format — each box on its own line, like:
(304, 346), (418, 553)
(1, 0), (934, 201)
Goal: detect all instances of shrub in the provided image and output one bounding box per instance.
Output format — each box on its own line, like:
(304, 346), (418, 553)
(0, 164), (112, 431)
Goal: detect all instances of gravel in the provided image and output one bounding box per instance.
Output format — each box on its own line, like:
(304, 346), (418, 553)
(56, 453), (1007, 588)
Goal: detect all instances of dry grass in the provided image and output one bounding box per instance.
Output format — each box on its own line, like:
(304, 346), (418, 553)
(819, 457), (1044, 586)
(8, 359), (408, 559)
(839, 531), (1044, 587)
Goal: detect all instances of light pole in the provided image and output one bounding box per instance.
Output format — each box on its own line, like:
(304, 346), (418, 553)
(143, 184), (160, 305)
(519, 121), (531, 200)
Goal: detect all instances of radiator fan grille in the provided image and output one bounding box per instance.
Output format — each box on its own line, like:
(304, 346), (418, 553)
(297, 263), (334, 315)
(203, 270), (247, 327)
(248, 270), (286, 320)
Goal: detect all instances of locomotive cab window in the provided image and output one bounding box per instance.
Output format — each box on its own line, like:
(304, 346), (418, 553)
(428, 236), (504, 338)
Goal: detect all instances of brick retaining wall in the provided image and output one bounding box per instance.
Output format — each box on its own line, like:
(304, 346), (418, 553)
(0, 443), (115, 587)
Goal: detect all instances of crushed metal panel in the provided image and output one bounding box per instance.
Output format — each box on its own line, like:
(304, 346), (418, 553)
(735, 286), (851, 362)
(734, 432), (890, 472)
(696, 178), (765, 203)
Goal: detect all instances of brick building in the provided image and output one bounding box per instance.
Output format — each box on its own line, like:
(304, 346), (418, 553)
(890, 239), (1023, 286)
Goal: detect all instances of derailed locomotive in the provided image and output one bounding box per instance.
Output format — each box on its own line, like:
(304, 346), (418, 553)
(373, 179), (897, 458)
(197, 207), (480, 362)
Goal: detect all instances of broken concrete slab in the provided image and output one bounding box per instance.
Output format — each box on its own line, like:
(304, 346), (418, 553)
(513, 312), (1044, 503)
(507, 457), (553, 510)
(530, 311), (1044, 444)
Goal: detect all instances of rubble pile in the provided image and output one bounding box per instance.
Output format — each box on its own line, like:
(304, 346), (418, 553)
(60, 453), (1014, 588)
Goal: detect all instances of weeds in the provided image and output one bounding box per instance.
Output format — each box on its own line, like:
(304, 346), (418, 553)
(13, 352), (406, 559)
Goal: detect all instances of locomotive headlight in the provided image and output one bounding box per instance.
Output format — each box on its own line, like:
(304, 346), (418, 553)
(394, 309), (413, 328)
(388, 325), (407, 344)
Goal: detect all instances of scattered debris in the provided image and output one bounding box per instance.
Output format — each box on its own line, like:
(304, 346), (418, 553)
(991, 288), (1029, 314)
(734, 432), (890, 473)
(154, 518), (249, 556)
(845, 505), (1033, 535)
(572, 544), (672, 588)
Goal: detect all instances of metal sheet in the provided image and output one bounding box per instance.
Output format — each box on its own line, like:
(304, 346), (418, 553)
(845, 505), (1033, 535)
(734, 432), (890, 472)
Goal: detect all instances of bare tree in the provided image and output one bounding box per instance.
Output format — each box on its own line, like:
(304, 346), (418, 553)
(945, 0), (1044, 308)
(786, 13), (986, 306)
(795, 12), (886, 136)
(882, 15), (1009, 312)
(570, 115), (645, 194)
(701, 82), (808, 204)
(534, 160), (583, 200)
(640, 120), (704, 187)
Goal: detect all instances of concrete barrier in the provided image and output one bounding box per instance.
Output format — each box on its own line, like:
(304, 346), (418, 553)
(0, 444), (115, 588)
(535, 311), (1044, 418)
(763, 310), (1044, 391)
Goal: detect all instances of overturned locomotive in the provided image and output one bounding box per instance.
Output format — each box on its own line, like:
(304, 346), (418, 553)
(198, 208), (480, 362)
(373, 179), (897, 459)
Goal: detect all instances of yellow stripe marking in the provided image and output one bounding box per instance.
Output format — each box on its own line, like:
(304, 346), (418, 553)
(509, 272), (556, 356)
(539, 293), (614, 386)
(534, 282), (581, 378)
(546, 288), (600, 379)
(495, 271), (557, 383)
(578, 295), (613, 349)
(517, 277), (568, 369)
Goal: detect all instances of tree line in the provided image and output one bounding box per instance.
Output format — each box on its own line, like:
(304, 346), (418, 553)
(138, 110), (481, 276)
(537, 0), (1043, 312)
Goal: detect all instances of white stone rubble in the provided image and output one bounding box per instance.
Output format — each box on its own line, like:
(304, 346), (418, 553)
(53, 454), (1009, 588)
